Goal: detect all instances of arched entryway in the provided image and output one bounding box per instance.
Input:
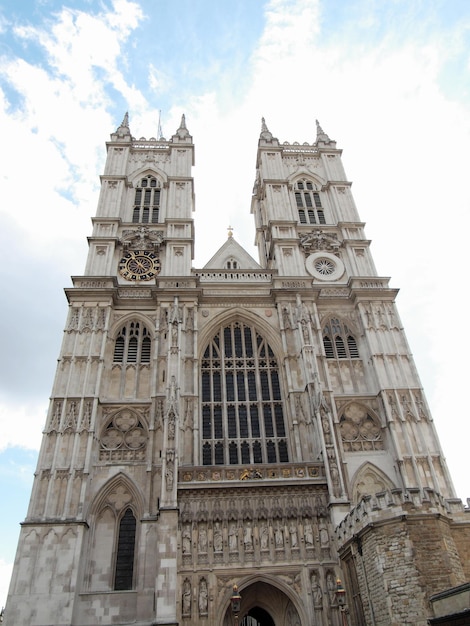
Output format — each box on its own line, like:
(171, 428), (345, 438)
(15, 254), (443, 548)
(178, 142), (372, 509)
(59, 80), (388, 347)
(222, 580), (302, 626)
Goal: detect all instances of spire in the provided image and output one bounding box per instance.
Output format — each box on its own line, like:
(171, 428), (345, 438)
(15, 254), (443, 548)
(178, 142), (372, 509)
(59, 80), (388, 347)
(315, 119), (332, 144)
(111, 111), (132, 141)
(157, 110), (164, 140)
(173, 114), (191, 141)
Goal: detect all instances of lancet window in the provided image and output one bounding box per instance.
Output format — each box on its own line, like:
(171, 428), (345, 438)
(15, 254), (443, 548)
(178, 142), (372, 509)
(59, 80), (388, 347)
(114, 508), (136, 590)
(113, 321), (151, 363)
(294, 179), (326, 224)
(322, 317), (359, 359)
(201, 322), (288, 466)
(132, 175), (161, 223)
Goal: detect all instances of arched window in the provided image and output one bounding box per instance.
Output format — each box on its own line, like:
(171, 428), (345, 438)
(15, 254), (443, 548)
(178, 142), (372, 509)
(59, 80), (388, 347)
(113, 321), (151, 363)
(132, 175), (161, 223)
(322, 317), (359, 359)
(114, 508), (136, 590)
(201, 321), (289, 465)
(294, 179), (326, 225)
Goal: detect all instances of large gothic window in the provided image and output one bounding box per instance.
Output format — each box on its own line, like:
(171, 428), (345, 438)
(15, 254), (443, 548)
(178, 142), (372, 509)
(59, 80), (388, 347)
(132, 175), (161, 223)
(294, 179), (326, 225)
(322, 317), (359, 359)
(113, 321), (151, 363)
(201, 322), (289, 465)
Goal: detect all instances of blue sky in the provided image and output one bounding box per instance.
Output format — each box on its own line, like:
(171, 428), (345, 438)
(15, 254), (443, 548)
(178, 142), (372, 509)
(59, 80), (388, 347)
(1, 0), (470, 608)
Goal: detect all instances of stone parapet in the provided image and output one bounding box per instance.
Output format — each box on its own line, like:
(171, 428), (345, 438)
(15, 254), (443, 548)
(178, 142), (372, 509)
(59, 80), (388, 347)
(335, 488), (467, 546)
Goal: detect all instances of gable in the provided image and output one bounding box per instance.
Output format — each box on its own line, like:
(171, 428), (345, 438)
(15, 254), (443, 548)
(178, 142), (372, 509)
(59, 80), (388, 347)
(203, 237), (261, 270)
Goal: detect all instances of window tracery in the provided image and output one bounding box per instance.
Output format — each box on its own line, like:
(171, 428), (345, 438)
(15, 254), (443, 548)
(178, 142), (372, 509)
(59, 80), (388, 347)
(339, 403), (383, 452)
(99, 408), (147, 461)
(322, 317), (359, 359)
(132, 175), (161, 223)
(294, 178), (326, 225)
(201, 321), (288, 465)
(113, 321), (151, 363)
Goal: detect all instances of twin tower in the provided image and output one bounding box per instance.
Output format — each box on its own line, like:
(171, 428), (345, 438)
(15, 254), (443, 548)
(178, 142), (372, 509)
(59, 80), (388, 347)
(5, 115), (469, 625)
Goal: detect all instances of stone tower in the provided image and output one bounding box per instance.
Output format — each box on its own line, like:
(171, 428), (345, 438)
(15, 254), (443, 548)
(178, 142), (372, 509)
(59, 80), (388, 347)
(4, 116), (469, 626)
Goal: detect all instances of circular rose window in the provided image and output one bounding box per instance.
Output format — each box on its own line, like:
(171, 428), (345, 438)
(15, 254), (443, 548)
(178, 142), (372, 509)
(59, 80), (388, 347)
(306, 252), (345, 281)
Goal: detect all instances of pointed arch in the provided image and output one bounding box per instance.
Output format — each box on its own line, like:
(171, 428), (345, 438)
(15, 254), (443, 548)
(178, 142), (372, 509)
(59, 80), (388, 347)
(85, 473), (144, 592)
(351, 461), (396, 504)
(110, 315), (154, 365)
(200, 316), (289, 466)
(220, 574), (308, 626)
(127, 164), (169, 186)
(287, 169), (326, 188)
(198, 307), (284, 358)
(89, 471), (145, 519)
(320, 313), (360, 360)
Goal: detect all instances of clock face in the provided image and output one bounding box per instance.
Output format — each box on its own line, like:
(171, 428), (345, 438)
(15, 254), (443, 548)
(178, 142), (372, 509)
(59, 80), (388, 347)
(118, 250), (161, 281)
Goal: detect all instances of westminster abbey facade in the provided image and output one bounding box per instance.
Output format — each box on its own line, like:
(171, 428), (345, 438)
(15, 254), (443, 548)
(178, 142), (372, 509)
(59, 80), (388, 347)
(4, 115), (469, 625)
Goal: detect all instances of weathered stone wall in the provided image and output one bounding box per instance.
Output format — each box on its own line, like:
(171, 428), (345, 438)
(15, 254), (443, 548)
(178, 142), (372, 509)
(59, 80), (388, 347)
(336, 489), (470, 626)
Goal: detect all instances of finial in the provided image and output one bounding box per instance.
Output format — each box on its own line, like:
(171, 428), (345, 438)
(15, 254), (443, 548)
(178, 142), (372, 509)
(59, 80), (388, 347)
(157, 110), (164, 140)
(259, 117), (273, 142)
(112, 111), (131, 140)
(227, 225), (233, 238)
(174, 113), (190, 140)
(315, 119), (331, 143)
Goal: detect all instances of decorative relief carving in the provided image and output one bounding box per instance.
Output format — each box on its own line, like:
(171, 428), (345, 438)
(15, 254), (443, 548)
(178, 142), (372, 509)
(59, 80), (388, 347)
(300, 229), (341, 255)
(120, 225), (164, 252)
(339, 402), (383, 452)
(99, 408), (147, 461)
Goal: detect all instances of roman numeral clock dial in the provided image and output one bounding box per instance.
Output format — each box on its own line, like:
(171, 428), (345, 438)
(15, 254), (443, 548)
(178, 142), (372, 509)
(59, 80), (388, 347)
(118, 250), (161, 281)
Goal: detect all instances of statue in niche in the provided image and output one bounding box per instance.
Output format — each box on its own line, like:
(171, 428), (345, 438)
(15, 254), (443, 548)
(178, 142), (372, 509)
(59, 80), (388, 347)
(311, 572), (323, 607)
(198, 524), (208, 553)
(182, 524), (191, 553)
(275, 522), (284, 548)
(282, 306), (292, 329)
(167, 409), (176, 439)
(213, 523), (223, 552)
(289, 520), (298, 548)
(243, 521), (253, 549)
(182, 578), (191, 615)
(171, 320), (178, 347)
(228, 523), (238, 551)
(185, 308), (194, 331)
(260, 522), (269, 550)
(329, 456), (341, 496)
(301, 318), (310, 343)
(165, 462), (174, 491)
(326, 572), (336, 606)
(319, 519), (329, 548)
(304, 519), (314, 547)
(198, 578), (208, 615)
(321, 409), (332, 444)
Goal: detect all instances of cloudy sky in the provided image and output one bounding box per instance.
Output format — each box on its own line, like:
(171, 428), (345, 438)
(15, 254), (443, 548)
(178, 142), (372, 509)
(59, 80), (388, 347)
(1, 0), (469, 608)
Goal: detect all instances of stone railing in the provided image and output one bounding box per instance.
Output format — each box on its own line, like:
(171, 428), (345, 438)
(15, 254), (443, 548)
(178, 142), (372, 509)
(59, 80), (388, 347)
(195, 271), (272, 283)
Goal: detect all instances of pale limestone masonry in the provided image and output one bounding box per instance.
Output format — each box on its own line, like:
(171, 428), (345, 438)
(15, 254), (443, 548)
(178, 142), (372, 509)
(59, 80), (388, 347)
(4, 116), (469, 626)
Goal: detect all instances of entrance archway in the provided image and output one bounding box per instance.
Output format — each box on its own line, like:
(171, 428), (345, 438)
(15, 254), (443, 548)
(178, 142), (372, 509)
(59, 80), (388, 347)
(222, 580), (302, 626)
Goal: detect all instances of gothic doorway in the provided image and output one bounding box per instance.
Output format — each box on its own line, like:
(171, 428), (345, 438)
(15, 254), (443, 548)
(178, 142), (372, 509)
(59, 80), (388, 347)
(241, 607), (275, 626)
(222, 580), (302, 626)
